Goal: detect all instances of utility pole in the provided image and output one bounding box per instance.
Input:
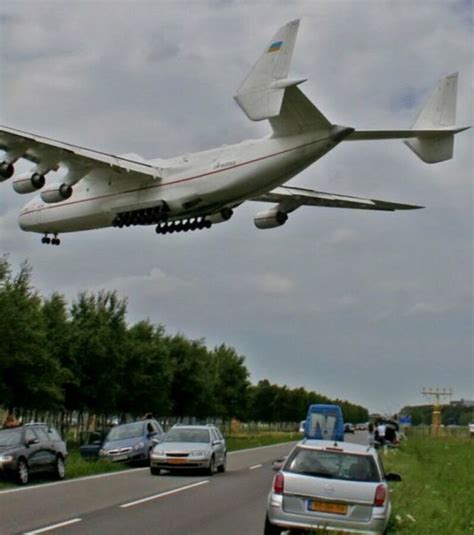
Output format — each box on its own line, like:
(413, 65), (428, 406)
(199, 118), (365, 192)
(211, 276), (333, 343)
(422, 388), (453, 434)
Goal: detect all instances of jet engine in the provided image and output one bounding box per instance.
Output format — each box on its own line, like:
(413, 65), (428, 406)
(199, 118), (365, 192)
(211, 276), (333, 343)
(12, 172), (46, 194)
(254, 208), (288, 229)
(41, 183), (73, 203)
(0, 161), (15, 181)
(207, 207), (234, 224)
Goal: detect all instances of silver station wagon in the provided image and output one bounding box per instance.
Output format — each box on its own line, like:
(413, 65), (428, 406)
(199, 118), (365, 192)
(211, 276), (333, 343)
(265, 439), (401, 534)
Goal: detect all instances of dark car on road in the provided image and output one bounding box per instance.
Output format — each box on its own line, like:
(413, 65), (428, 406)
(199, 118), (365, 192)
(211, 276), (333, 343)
(98, 419), (164, 463)
(0, 423), (68, 485)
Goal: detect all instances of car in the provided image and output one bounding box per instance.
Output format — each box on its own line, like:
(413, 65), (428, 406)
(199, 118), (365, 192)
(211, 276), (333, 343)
(468, 423), (474, 437)
(150, 424), (226, 475)
(344, 423), (355, 434)
(0, 423), (68, 485)
(98, 419), (163, 463)
(265, 439), (401, 534)
(79, 428), (110, 459)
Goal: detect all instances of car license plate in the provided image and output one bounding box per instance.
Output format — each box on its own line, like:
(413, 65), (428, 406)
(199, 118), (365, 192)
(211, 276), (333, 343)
(308, 500), (348, 515)
(111, 454), (128, 461)
(168, 458), (187, 464)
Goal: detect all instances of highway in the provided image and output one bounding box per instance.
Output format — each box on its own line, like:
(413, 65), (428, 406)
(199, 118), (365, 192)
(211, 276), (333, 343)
(0, 441), (298, 535)
(1, 433), (369, 534)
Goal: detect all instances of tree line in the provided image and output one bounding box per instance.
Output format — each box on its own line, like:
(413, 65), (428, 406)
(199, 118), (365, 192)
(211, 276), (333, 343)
(0, 257), (368, 429)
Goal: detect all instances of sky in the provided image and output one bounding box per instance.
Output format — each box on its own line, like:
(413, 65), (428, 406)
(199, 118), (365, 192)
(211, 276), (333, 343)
(0, 0), (472, 414)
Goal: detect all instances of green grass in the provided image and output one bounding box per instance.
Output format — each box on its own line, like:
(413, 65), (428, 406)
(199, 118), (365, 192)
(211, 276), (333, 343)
(383, 435), (474, 534)
(0, 431), (299, 490)
(225, 431), (299, 451)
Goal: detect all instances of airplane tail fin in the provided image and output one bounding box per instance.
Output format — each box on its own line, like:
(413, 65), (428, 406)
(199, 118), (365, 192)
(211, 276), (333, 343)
(404, 73), (459, 163)
(234, 19), (306, 121)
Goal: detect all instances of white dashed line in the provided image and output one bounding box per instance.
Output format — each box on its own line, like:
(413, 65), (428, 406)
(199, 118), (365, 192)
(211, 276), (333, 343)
(249, 464), (263, 470)
(23, 518), (82, 534)
(120, 480), (210, 508)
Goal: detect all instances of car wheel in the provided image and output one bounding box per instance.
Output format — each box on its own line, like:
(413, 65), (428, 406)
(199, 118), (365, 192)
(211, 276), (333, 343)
(206, 455), (215, 476)
(17, 459), (29, 485)
(53, 456), (66, 480)
(217, 453), (226, 473)
(263, 515), (282, 535)
(150, 466), (161, 476)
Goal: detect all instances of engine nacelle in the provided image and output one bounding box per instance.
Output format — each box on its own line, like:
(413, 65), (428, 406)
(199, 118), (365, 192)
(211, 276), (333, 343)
(207, 207), (234, 224)
(0, 161), (15, 181)
(41, 183), (73, 204)
(12, 173), (46, 194)
(254, 209), (288, 229)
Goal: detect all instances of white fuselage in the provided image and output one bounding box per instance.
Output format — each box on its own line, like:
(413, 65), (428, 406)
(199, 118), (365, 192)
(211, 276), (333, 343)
(19, 130), (337, 234)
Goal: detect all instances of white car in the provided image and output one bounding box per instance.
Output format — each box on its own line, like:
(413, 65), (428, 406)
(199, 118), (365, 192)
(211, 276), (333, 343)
(265, 439), (401, 534)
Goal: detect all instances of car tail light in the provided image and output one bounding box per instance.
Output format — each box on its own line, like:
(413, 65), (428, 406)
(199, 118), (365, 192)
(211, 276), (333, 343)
(273, 473), (284, 494)
(374, 484), (387, 507)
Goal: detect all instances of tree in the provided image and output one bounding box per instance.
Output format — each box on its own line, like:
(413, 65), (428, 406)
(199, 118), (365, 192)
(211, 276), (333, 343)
(211, 344), (250, 423)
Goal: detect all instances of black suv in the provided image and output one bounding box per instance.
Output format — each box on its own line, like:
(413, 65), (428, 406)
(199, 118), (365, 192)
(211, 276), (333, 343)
(0, 423), (68, 485)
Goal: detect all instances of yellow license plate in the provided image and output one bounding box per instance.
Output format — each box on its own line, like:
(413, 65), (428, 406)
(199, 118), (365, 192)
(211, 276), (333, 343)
(308, 501), (348, 515)
(167, 458), (187, 464)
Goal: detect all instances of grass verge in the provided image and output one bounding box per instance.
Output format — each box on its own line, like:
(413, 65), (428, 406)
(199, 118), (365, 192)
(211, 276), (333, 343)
(383, 435), (473, 534)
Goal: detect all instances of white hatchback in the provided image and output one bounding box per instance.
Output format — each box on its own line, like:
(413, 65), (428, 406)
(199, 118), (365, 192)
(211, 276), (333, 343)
(265, 439), (401, 534)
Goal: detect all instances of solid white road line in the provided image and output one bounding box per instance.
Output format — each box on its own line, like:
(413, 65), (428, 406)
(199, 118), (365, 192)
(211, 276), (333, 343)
(120, 480), (210, 509)
(249, 464), (263, 470)
(23, 518), (82, 534)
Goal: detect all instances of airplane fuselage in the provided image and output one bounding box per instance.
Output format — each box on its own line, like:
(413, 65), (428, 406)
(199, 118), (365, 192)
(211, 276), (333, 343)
(19, 131), (337, 234)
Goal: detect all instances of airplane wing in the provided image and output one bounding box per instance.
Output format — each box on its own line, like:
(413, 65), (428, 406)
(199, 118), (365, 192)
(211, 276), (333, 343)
(251, 185), (423, 212)
(0, 125), (164, 182)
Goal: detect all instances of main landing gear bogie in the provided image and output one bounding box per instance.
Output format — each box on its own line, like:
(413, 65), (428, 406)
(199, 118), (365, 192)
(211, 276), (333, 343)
(41, 234), (61, 246)
(156, 217), (212, 235)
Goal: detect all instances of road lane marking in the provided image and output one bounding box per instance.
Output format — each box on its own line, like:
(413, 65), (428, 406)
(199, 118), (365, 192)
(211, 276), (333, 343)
(249, 464), (263, 470)
(120, 480), (209, 508)
(23, 518), (82, 534)
(0, 441), (296, 496)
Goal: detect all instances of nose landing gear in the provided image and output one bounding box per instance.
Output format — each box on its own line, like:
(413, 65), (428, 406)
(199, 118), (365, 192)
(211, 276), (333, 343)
(41, 234), (61, 246)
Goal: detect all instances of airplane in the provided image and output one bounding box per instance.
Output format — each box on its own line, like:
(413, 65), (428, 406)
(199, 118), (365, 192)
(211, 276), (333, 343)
(0, 20), (469, 246)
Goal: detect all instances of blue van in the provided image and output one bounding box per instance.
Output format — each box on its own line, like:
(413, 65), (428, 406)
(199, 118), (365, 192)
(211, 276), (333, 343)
(304, 404), (345, 442)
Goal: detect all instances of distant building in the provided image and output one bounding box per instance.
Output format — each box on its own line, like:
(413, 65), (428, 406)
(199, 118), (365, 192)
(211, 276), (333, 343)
(450, 399), (474, 408)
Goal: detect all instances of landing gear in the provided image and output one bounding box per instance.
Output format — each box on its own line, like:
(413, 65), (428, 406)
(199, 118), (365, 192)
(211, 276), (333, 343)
(155, 217), (212, 235)
(41, 234), (61, 246)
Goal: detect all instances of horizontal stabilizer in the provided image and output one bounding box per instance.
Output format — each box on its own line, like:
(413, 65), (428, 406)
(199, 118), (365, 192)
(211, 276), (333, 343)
(345, 74), (470, 164)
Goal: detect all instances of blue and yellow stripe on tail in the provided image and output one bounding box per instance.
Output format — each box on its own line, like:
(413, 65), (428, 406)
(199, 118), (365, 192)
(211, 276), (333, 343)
(267, 41), (283, 53)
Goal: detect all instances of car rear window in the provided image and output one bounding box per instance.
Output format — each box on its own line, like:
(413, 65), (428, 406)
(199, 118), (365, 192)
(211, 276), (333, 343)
(285, 447), (381, 483)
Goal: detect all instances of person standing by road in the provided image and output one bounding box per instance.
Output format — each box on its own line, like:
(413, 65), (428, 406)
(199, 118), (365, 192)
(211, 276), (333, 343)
(368, 422), (375, 446)
(376, 421), (387, 446)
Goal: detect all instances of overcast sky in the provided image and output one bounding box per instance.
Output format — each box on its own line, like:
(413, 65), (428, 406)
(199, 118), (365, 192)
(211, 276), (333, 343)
(0, 0), (472, 414)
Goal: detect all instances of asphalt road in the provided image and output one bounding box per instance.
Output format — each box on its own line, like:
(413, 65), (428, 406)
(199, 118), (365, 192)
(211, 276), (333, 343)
(0, 441), (298, 535)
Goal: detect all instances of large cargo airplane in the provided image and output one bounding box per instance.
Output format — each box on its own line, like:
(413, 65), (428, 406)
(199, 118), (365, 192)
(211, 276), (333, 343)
(0, 20), (469, 245)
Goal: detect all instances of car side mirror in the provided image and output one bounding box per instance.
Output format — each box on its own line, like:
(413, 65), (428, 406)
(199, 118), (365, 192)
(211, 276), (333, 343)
(152, 438), (161, 445)
(27, 438), (39, 446)
(212, 440), (222, 445)
(272, 457), (287, 471)
(386, 472), (402, 482)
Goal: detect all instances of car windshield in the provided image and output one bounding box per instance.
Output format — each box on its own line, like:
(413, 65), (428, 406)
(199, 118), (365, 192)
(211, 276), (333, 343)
(162, 428), (210, 443)
(106, 422), (144, 441)
(285, 447), (380, 483)
(0, 428), (22, 447)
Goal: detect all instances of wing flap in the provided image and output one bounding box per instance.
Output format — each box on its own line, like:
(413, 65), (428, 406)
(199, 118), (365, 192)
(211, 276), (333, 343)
(251, 186), (423, 212)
